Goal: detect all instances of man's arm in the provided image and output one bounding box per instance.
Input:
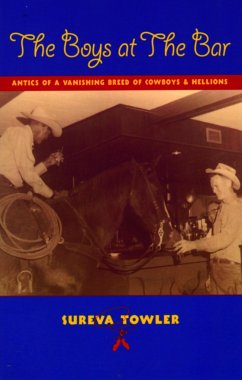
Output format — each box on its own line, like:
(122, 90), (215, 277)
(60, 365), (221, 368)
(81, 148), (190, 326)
(35, 151), (64, 176)
(174, 206), (242, 254)
(195, 208), (241, 252)
(13, 128), (54, 198)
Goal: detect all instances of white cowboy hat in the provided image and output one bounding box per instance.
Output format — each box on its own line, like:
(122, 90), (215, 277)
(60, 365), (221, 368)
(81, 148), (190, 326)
(205, 163), (240, 190)
(18, 106), (62, 137)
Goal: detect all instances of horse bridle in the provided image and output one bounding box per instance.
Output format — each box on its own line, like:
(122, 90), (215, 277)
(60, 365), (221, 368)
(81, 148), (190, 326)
(132, 161), (171, 247)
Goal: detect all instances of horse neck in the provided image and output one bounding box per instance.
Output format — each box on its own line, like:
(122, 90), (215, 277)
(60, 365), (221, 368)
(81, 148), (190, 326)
(71, 163), (134, 248)
(129, 162), (170, 232)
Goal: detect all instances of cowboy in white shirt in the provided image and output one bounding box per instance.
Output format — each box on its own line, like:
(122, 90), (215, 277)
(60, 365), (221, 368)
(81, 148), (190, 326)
(174, 163), (242, 294)
(0, 106), (64, 198)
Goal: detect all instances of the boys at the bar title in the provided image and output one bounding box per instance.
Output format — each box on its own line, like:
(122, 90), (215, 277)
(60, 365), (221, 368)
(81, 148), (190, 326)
(9, 29), (231, 69)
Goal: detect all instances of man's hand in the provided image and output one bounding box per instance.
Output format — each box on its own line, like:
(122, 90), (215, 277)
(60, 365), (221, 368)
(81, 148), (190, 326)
(173, 239), (196, 255)
(44, 151), (64, 168)
(46, 190), (68, 203)
(52, 190), (69, 199)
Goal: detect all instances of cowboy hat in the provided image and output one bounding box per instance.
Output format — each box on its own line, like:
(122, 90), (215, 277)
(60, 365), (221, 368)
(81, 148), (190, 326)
(17, 106), (62, 137)
(205, 163), (240, 190)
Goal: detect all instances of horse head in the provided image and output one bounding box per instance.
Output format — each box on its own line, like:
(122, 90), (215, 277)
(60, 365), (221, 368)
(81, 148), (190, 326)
(127, 160), (174, 251)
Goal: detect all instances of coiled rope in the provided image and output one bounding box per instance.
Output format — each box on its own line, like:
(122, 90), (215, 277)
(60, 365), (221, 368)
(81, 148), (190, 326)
(0, 193), (62, 260)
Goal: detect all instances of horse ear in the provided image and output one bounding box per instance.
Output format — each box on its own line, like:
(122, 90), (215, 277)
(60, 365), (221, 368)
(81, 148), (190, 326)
(153, 154), (163, 169)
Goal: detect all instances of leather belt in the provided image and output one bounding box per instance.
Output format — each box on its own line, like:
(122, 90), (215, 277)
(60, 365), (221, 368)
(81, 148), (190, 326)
(211, 258), (240, 265)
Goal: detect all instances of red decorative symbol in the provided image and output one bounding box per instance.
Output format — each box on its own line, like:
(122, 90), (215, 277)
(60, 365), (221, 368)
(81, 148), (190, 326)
(94, 306), (134, 351)
(112, 329), (130, 352)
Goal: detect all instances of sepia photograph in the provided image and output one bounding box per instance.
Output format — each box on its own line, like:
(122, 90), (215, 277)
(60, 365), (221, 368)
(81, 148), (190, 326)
(0, 90), (241, 296)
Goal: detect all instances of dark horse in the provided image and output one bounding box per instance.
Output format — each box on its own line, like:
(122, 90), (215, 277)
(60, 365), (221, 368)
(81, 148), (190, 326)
(0, 160), (173, 295)
(71, 160), (171, 250)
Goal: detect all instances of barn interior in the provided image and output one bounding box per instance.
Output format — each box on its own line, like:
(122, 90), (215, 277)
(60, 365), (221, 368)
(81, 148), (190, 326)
(0, 89), (242, 295)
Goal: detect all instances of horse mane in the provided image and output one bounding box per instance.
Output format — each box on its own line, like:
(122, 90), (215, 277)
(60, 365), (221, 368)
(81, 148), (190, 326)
(73, 161), (136, 208)
(71, 161), (137, 246)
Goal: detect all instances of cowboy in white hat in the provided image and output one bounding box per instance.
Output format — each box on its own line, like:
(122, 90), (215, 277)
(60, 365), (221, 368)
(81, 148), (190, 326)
(173, 163), (242, 295)
(0, 106), (64, 199)
(19, 106), (63, 139)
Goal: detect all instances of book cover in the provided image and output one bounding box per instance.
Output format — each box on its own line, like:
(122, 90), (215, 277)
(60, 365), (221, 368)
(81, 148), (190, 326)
(0, 1), (242, 379)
